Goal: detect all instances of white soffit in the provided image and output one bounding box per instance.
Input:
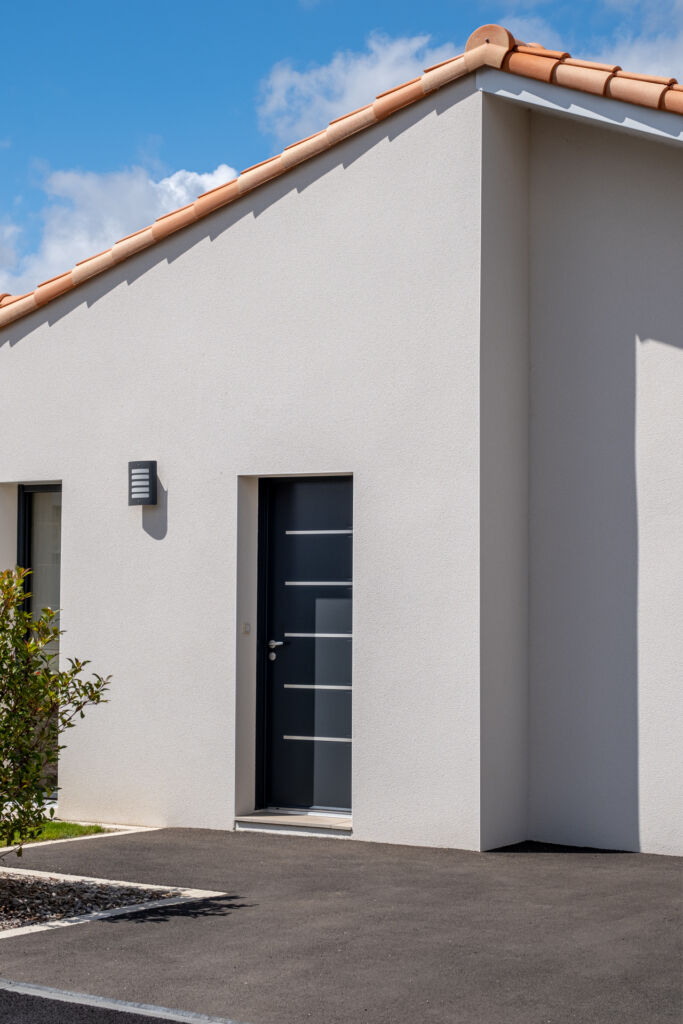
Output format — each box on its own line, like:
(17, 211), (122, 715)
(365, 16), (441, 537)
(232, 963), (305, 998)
(476, 67), (683, 147)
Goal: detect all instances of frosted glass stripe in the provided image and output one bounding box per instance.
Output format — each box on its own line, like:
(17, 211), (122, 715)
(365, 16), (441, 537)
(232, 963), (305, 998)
(283, 735), (352, 743)
(284, 684), (352, 691)
(284, 581), (351, 587)
(285, 529), (352, 535)
(284, 633), (352, 639)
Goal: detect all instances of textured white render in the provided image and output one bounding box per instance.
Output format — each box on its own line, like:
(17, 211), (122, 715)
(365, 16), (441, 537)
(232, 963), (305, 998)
(0, 79), (485, 850)
(479, 97), (530, 850)
(528, 114), (683, 855)
(1, 82), (681, 854)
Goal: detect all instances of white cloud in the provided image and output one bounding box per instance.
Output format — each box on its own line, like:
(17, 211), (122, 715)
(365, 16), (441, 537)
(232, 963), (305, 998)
(593, 26), (683, 75)
(0, 223), (21, 278)
(0, 162), (236, 296)
(258, 33), (458, 148)
(503, 0), (683, 75)
(587, 0), (683, 73)
(499, 16), (566, 50)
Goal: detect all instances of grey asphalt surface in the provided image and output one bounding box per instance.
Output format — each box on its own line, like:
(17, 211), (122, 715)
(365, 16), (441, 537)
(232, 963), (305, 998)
(0, 828), (680, 1024)
(0, 989), (215, 1024)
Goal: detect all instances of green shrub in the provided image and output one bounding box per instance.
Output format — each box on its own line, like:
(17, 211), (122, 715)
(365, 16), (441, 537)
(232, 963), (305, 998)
(0, 567), (110, 856)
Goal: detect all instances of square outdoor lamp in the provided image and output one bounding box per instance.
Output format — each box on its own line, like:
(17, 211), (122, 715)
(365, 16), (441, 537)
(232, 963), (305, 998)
(128, 461), (158, 506)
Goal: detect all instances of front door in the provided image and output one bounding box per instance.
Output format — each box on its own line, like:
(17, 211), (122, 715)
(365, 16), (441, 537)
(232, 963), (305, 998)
(259, 477), (352, 812)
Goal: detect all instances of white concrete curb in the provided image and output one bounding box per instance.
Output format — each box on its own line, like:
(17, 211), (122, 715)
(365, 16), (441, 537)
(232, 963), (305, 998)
(0, 866), (227, 940)
(3, 824), (160, 851)
(0, 977), (248, 1022)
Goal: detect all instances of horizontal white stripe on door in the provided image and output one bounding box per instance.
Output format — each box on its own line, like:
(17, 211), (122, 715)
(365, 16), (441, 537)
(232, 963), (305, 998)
(285, 530), (353, 535)
(284, 684), (352, 691)
(283, 735), (352, 743)
(284, 581), (352, 587)
(284, 633), (352, 639)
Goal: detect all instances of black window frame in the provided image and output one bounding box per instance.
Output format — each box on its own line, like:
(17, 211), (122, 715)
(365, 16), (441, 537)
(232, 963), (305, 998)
(17, 483), (62, 615)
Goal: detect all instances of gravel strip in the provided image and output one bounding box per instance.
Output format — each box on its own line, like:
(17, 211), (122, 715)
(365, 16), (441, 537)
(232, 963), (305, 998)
(0, 874), (179, 930)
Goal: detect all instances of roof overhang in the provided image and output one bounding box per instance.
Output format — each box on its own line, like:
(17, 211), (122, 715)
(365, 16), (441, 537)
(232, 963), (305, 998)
(477, 66), (683, 147)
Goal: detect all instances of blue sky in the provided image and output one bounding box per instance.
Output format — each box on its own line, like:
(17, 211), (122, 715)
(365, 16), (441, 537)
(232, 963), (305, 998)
(1, 0), (680, 294)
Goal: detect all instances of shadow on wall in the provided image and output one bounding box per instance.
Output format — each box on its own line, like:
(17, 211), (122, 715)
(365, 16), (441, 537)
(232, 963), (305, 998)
(0, 75), (475, 350)
(142, 478), (168, 540)
(529, 115), (683, 853)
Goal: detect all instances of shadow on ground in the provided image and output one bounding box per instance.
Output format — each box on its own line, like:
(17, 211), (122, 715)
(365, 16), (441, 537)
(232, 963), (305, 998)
(491, 840), (629, 854)
(103, 894), (253, 926)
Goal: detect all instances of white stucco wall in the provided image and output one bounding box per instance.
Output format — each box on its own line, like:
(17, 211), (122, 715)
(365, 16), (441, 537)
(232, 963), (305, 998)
(479, 96), (529, 850)
(0, 79), (485, 849)
(2, 84), (680, 855)
(528, 113), (683, 854)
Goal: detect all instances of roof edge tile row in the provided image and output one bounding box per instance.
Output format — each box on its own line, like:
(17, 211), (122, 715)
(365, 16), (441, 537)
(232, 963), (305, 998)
(1, 23), (681, 330)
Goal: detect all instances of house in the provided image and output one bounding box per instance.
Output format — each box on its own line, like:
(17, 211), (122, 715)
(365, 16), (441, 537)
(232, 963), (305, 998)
(1, 24), (681, 855)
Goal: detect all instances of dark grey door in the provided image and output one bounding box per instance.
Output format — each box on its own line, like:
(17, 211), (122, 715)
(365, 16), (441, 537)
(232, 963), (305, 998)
(259, 477), (352, 812)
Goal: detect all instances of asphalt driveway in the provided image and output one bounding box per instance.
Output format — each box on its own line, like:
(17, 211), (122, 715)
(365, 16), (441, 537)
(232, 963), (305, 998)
(0, 829), (680, 1023)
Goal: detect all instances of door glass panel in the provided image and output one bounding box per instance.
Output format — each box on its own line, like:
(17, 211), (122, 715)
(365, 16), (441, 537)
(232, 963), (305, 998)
(262, 477), (353, 812)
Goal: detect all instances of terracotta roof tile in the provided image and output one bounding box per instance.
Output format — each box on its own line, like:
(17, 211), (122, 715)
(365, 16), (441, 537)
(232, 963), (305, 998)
(553, 62), (616, 96)
(72, 250), (114, 286)
(151, 204), (198, 242)
(1, 22), (681, 331)
(35, 271), (74, 307)
(373, 78), (426, 120)
(110, 226), (156, 263)
(563, 58), (621, 72)
(193, 179), (239, 218)
(606, 73), (669, 108)
(515, 45), (570, 60)
(421, 54), (467, 93)
(503, 51), (563, 83)
(280, 130), (330, 170)
(614, 70), (676, 85)
(662, 87), (683, 114)
(466, 24), (516, 51)
(326, 104), (377, 145)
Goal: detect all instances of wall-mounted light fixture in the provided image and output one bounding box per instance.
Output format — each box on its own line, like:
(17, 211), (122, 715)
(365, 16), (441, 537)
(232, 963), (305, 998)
(128, 461), (158, 506)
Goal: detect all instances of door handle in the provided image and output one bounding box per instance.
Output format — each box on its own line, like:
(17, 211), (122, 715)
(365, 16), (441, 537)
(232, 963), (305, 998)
(268, 640), (284, 649)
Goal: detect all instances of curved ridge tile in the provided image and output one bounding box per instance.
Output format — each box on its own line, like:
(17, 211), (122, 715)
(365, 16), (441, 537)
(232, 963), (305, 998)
(34, 271), (74, 307)
(421, 54), (467, 93)
(326, 105), (377, 145)
(503, 51), (562, 83)
(0, 293), (38, 326)
(662, 85), (683, 114)
(281, 130), (330, 171)
(553, 63), (615, 96)
(466, 24), (515, 51)
(152, 203), (198, 242)
(606, 73), (669, 108)
(373, 78), (425, 120)
(193, 179), (239, 218)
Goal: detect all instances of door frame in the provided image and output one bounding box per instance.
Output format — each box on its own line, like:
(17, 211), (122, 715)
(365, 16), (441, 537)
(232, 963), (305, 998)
(254, 476), (271, 811)
(253, 474), (353, 812)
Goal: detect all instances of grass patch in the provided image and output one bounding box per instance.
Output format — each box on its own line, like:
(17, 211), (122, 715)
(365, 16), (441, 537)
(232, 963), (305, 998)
(1, 820), (109, 846)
